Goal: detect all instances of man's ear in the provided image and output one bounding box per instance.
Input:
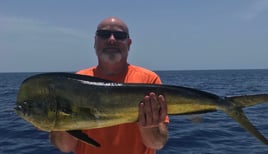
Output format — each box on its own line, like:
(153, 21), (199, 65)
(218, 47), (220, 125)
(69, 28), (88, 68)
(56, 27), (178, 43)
(128, 38), (132, 50)
(94, 36), (97, 49)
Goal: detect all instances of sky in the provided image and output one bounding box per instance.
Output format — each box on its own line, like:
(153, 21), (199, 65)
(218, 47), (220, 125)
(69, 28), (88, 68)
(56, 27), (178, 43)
(0, 0), (268, 72)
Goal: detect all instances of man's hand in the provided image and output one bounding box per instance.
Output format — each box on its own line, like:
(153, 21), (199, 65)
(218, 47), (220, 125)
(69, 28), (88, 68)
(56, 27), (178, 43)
(137, 92), (168, 149)
(138, 92), (167, 127)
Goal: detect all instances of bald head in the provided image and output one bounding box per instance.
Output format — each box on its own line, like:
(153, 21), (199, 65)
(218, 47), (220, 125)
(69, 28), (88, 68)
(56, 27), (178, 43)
(97, 16), (129, 34)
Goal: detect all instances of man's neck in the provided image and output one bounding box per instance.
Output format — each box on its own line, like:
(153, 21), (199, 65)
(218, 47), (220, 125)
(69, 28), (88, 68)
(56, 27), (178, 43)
(96, 62), (128, 76)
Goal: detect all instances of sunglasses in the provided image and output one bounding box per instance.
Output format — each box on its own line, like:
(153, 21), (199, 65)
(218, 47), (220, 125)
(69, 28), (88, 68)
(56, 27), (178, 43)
(96, 30), (129, 40)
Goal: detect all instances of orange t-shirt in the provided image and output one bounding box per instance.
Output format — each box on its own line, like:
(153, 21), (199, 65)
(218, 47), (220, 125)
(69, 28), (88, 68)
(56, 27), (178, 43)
(75, 64), (167, 154)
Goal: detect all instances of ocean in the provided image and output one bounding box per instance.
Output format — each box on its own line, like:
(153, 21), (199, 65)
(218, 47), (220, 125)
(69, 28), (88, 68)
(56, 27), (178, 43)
(1, 69), (268, 154)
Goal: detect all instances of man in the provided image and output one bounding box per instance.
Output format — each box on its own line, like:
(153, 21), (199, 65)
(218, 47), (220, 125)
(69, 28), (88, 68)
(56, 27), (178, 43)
(50, 16), (169, 154)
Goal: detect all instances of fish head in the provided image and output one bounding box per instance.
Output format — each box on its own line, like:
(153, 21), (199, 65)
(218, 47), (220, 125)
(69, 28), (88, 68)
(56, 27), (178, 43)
(15, 75), (57, 131)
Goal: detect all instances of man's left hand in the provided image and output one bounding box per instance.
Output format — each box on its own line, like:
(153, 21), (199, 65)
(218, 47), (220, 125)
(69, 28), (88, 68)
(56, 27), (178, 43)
(138, 92), (167, 128)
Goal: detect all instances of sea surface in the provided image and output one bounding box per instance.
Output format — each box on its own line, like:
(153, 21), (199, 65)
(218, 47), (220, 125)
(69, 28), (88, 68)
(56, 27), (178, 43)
(1, 69), (268, 154)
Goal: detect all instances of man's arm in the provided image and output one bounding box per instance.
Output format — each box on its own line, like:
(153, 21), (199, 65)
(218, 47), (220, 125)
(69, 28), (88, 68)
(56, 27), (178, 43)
(50, 131), (78, 152)
(138, 92), (169, 149)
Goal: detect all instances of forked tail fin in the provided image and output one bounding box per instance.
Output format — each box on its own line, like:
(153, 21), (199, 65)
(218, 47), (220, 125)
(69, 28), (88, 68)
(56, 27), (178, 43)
(228, 94), (268, 108)
(225, 94), (268, 145)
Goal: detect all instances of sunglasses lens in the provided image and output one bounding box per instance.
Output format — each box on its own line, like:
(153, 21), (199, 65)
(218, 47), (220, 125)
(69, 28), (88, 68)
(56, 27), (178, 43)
(96, 30), (112, 39)
(113, 32), (128, 40)
(96, 30), (128, 40)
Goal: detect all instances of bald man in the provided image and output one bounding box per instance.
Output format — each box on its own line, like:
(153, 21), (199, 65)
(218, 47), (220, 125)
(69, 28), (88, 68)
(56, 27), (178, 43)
(50, 16), (169, 154)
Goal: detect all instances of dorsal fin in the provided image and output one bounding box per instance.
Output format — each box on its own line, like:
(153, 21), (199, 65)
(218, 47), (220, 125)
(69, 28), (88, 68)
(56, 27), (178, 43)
(23, 72), (113, 83)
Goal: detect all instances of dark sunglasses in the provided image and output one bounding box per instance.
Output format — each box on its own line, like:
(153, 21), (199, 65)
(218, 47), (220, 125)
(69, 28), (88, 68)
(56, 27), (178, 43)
(96, 30), (129, 40)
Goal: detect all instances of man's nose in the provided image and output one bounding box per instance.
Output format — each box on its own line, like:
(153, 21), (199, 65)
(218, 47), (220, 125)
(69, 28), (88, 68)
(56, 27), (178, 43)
(107, 34), (116, 44)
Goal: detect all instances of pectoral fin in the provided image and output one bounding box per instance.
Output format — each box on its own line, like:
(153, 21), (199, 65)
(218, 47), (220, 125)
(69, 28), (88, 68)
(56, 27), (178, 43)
(67, 130), (101, 147)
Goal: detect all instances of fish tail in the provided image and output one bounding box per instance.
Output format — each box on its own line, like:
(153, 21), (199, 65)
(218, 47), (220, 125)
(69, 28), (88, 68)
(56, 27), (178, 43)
(227, 94), (268, 108)
(225, 107), (268, 145)
(224, 94), (268, 145)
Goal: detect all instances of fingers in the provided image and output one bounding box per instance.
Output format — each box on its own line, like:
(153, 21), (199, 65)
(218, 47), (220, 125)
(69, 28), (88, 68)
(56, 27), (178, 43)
(139, 102), (146, 126)
(158, 94), (167, 122)
(138, 92), (167, 128)
(150, 93), (160, 125)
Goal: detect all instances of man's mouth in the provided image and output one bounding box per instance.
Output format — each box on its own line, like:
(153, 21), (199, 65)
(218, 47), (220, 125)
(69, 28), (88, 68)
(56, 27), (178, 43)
(103, 47), (121, 54)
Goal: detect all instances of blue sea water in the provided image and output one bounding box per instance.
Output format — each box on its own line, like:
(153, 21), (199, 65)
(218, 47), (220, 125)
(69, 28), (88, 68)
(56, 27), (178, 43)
(1, 70), (268, 154)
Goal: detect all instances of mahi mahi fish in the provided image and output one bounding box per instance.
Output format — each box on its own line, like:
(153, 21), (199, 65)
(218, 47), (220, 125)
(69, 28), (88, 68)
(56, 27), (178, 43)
(15, 72), (268, 147)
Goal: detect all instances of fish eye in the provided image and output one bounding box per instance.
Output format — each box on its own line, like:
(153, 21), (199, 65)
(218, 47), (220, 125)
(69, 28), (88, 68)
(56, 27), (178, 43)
(18, 101), (29, 115)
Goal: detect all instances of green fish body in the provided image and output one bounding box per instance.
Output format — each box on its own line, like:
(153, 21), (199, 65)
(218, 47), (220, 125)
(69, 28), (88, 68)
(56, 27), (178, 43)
(15, 73), (268, 147)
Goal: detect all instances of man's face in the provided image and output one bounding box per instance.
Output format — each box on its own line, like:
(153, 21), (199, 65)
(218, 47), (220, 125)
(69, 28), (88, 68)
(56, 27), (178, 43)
(94, 24), (131, 64)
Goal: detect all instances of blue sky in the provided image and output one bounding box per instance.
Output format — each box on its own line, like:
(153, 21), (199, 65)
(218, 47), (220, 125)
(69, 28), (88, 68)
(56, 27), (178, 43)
(0, 0), (268, 72)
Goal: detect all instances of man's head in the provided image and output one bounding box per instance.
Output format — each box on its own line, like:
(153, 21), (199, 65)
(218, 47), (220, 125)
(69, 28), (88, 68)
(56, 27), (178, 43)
(94, 16), (132, 65)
